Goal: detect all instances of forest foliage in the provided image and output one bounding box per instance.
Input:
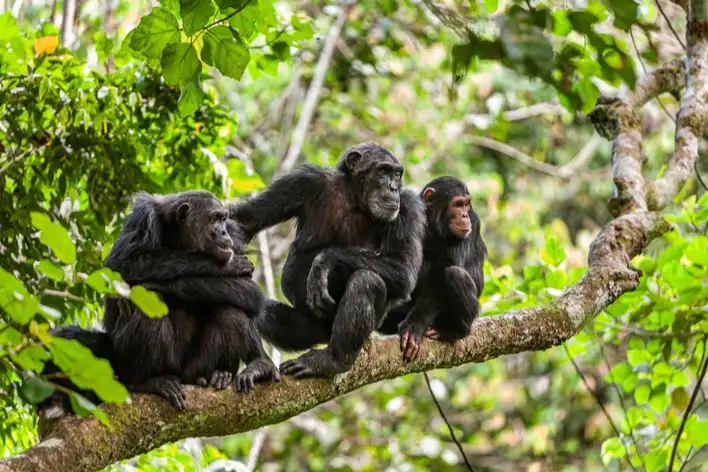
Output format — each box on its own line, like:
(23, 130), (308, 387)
(0, 0), (707, 470)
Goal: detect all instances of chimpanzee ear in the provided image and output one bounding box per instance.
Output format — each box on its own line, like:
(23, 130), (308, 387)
(422, 187), (435, 205)
(345, 150), (362, 172)
(176, 202), (191, 226)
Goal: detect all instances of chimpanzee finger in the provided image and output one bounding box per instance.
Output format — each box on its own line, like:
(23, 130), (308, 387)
(425, 328), (437, 338)
(403, 335), (420, 362)
(272, 369), (282, 382)
(400, 331), (409, 352)
(196, 377), (208, 387)
(247, 376), (255, 392)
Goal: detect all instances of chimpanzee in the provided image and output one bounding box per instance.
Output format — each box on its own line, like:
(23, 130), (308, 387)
(103, 190), (280, 409)
(36, 326), (184, 437)
(378, 176), (486, 362)
(229, 142), (425, 378)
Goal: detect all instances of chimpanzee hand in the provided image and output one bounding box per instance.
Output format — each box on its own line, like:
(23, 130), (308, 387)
(306, 252), (336, 318)
(235, 358), (281, 393)
(226, 253), (255, 278)
(398, 319), (426, 362)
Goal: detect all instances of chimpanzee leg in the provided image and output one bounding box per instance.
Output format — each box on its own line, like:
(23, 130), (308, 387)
(111, 300), (190, 410)
(429, 266), (479, 342)
(257, 299), (332, 351)
(280, 269), (387, 378)
(213, 307), (281, 393)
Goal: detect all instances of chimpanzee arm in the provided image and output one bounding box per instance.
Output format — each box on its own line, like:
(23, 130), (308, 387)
(312, 189), (425, 300)
(227, 164), (328, 241)
(106, 233), (254, 283)
(463, 209), (487, 298)
(141, 277), (264, 318)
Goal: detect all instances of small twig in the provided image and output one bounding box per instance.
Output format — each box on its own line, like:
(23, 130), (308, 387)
(562, 345), (638, 472)
(0, 145), (47, 176)
(695, 161), (708, 191)
(280, 2), (353, 174)
(468, 136), (570, 179)
(423, 372), (475, 472)
(42, 289), (83, 302)
(669, 338), (708, 472)
(655, 0), (687, 50)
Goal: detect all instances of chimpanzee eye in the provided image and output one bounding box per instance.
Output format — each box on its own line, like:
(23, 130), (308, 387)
(378, 168), (387, 177)
(394, 171), (402, 179)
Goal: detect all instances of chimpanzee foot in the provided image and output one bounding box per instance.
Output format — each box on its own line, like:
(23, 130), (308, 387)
(197, 370), (233, 390)
(138, 375), (187, 411)
(279, 349), (347, 379)
(235, 358), (281, 393)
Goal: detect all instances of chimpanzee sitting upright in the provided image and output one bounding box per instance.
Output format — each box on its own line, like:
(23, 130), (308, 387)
(103, 190), (280, 409)
(229, 142), (425, 378)
(378, 176), (486, 361)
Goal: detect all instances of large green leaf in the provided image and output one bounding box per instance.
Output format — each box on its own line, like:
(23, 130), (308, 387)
(607, 0), (639, 31)
(180, 0), (216, 37)
(499, 18), (554, 76)
(20, 377), (55, 404)
(178, 72), (206, 115)
(201, 26), (250, 80)
(227, 0), (259, 40)
(215, 0), (250, 9)
(129, 7), (181, 59)
(161, 42), (200, 86)
(36, 259), (65, 282)
(68, 391), (111, 428)
(14, 346), (50, 372)
(0, 269), (39, 324)
(49, 337), (129, 404)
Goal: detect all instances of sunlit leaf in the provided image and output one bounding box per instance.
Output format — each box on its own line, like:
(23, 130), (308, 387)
(180, 0), (216, 37)
(129, 7), (180, 59)
(130, 286), (169, 318)
(201, 26), (250, 80)
(68, 391), (112, 428)
(14, 346), (50, 372)
(36, 260), (64, 282)
(178, 72), (206, 116)
(227, 0), (259, 40)
(161, 42), (200, 86)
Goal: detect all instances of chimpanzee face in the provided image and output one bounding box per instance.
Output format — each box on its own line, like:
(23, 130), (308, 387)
(175, 191), (234, 263)
(343, 143), (404, 222)
(422, 177), (472, 240)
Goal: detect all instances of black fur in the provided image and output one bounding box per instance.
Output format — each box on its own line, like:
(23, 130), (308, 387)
(103, 190), (280, 409)
(378, 176), (487, 361)
(229, 142), (425, 378)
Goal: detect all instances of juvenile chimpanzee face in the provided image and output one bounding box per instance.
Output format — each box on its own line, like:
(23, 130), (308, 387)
(341, 142), (404, 222)
(422, 177), (472, 240)
(174, 191), (234, 263)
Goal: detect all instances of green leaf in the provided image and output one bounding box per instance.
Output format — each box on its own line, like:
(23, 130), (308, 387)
(484, 0), (498, 13)
(94, 32), (115, 64)
(608, 0), (639, 31)
(130, 286), (169, 318)
(499, 18), (554, 76)
(129, 7), (180, 59)
(0, 269), (40, 324)
(21, 377), (55, 404)
(85, 268), (123, 293)
(227, 0), (259, 40)
(601, 437), (626, 465)
(605, 361), (631, 383)
(201, 26), (250, 80)
(68, 391), (111, 428)
(541, 236), (566, 267)
(214, 0), (249, 9)
(226, 157), (265, 194)
(634, 383), (650, 404)
(14, 346), (50, 372)
(38, 221), (76, 264)
(627, 349), (652, 366)
(179, 0), (216, 37)
(49, 337), (129, 404)
(36, 259), (65, 282)
(649, 387), (670, 413)
(178, 72), (206, 116)
(160, 0), (180, 15)
(545, 269), (567, 290)
(30, 211), (52, 231)
(685, 418), (708, 447)
(161, 42), (200, 86)
(672, 387), (690, 411)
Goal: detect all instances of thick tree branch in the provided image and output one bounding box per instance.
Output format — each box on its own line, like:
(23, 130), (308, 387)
(0, 211), (670, 472)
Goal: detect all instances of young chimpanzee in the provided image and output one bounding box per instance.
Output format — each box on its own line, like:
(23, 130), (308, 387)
(103, 190), (280, 410)
(229, 142), (425, 378)
(378, 176), (486, 362)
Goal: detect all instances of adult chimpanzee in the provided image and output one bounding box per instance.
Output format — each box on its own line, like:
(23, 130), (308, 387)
(104, 190), (280, 409)
(229, 142), (425, 378)
(378, 176), (486, 362)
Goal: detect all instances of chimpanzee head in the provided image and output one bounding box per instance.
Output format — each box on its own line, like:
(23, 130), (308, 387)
(128, 190), (234, 263)
(337, 142), (404, 222)
(421, 176), (472, 240)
